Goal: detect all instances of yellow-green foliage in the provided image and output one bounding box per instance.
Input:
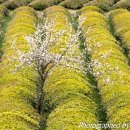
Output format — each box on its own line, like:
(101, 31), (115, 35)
(43, 6), (99, 129)
(0, 6), (40, 129)
(29, 0), (64, 10)
(79, 6), (102, 13)
(110, 9), (130, 52)
(3, 0), (34, 9)
(59, 0), (91, 9)
(0, 0), (8, 4)
(43, 5), (69, 16)
(0, 5), (7, 20)
(79, 6), (130, 125)
(85, 0), (114, 11)
(114, 0), (130, 9)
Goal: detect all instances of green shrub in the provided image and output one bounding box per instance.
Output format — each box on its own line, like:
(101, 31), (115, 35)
(59, 0), (92, 9)
(85, 0), (114, 11)
(0, 5), (7, 21)
(0, 6), (40, 129)
(79, 6), (130, 126)
(110, 9), (130, 52)
(79, 5), (102, 13)
(3, 0), (34, 9)
(114, 0), (130, 9)
(43, 6), (99, 129)
(28, 0), (64, 10)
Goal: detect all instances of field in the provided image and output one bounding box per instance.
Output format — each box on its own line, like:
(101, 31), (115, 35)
(0, 0), (130, 130)
(0, 0), (130, 10)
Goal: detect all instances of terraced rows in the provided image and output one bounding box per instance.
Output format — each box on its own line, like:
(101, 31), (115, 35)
(110, 9), (130, 58)
(43, 6), (99, 130)
(78, 6), (130, 126)
(0, 6), (40, 129)
(0, 2), (130, 130)
(0, 0), (130, 10)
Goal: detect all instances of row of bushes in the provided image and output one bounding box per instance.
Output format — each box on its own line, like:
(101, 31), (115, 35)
(1, 0), (130, 10)
(0, 5), (7, 20)
(29, 0), (64, 10)
(2, 0), (34, 9)
(0, 6), (40, 129)
(43, 6), (99, 130)
(29, 0), (114, 10)
(85, 0), (114, 11)
(78, 6), (130, 126)
(29, 0), (128, 11)
(114, 0), (130, 9)
(59, 0), (92, 9)
(0, 5), (8, 57)
(110, 9), (130, 57)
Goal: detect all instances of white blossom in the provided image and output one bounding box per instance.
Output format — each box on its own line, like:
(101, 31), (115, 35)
(10, 17), (86, 78)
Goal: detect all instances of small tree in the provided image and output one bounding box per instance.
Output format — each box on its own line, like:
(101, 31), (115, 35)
(10, 17), (86, 113)
(11, 18), (85, 81)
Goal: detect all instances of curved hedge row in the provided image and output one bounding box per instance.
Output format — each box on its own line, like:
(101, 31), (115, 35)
(114, 0), (130, 9)
(0, 6), (40, 129)
(0, 5), (7, 20)
(43, 6), (99, 130)
(59, 0), (91, 9)
(85, 0), (114, 11)
(110, 9), (130, 57)
(0, 5), (8, 57)
(29, 0), (64, 10)
(3, 0), (34, 9)
(78, 6), (130, 125)
(1, 0), (129, 10)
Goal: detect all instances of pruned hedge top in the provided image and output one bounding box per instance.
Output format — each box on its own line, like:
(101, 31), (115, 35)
(28, 0), (64, 10)
(79, 6), (130, 125)
(0, 6), (40, 130)
(43, 6), (100, 130)
(110, 9), (130, 52)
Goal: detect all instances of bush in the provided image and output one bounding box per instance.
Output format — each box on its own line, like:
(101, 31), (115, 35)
(114, 0), (130, 9)
(0, 5), (8, 20)
(28, 0), (64, 10)
(85, 0), (114, 11)
(3, 0), (34, 9)
(110, 9), (130, 56)
(43, 6), (99, 129)
(79, 6), (130, 125)
(79, 5), (102, 13)
(0, 6), (40, 129)
(59, 0), (92, 9)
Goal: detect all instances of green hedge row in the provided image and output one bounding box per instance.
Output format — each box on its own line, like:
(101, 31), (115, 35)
(0, 5), (8, 57)
(43, 6), (99, 130)
(114, 0), (130, 9)
(78, 6), (130, 126)
(59, 0), (91, 9)
(85, 0), (114, 11)
(2, 0), (34, 9)
(110, 9), (130, 57)
(0, 6), (40, 129)
(0, 5), (7, 20)
(28, 0), (64, 10)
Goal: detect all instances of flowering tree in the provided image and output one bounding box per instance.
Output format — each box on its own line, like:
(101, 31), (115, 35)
(11, 18), (85, 82)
